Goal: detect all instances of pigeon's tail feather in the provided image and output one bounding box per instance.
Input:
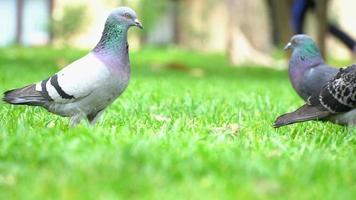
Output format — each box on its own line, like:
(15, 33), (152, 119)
(274, 104), (330, 128)
(3, 84), (48, 107)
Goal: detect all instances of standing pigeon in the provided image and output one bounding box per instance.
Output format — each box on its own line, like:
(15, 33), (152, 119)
(3, 7), (143, 126)
(285, 34), (338, 101)
(274, 65), (356, 127)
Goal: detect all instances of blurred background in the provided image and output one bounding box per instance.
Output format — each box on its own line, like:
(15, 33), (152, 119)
(1, 0), (356, 65)
(1, 2), (356, 198)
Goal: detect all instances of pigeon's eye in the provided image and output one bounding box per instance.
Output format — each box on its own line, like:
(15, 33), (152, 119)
(124, 13), (132, 19)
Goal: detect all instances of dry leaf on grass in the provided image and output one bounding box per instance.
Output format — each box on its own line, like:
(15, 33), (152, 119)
(211, 123), (240, 135)
(151, 114), (171, 122)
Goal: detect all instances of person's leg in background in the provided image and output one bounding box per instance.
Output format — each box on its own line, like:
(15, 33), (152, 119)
(291, 0), (356, 56)
(328, 24), (356, 54)
(291, 0), (315, 34)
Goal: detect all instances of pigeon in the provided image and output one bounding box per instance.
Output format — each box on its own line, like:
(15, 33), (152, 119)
(284, 34), (338, 101)
(2, 7), (143, 126)
(274, 65), (356, 127)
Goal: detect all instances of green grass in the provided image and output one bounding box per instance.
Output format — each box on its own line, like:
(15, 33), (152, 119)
(0, 47), (355, 200)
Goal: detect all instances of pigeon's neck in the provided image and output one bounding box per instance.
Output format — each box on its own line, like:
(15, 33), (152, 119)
(291, 44), (324, 68)
(93, 18), (129, 57)
(290, 50), (324, 70)
(289, 48), (325, 93)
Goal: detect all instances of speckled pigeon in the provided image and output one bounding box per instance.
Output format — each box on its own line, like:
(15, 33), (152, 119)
(275, 65), (356, 127)
(285, 34), (338, 102)
(3, 7), (143, 126)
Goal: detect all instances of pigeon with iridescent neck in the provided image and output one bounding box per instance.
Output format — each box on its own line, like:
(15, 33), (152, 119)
(3, 7), (143, 126)
(274, 34), (356, 128)
(285, 34), (338, 101)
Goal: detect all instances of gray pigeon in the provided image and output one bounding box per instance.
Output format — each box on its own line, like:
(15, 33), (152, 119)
(275, 65), (356, 127)
(3, 7), (143, 126)
(284, 34), (338, 101)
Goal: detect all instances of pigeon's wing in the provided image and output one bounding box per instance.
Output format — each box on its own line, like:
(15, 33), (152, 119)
(317, 65), (356, 113)
(299, 64), (338, 101)
(274, 104), (330, 128)
(35, 53), (110, 104)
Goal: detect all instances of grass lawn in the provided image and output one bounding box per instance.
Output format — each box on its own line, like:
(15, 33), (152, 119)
(0, 47), (355, 200)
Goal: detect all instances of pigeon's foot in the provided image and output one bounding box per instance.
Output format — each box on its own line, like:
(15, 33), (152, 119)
(69, 114), (85, 127)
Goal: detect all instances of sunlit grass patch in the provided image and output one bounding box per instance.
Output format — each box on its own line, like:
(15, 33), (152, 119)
(0, 47), (354, 200)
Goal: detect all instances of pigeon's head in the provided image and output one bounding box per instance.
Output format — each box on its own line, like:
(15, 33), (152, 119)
(108, 7), (143, 29)
(284, 34), (320, 55)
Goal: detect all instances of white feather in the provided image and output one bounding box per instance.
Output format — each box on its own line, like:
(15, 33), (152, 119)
(49, 53), (111, 103)
(35, 83), (41, 91)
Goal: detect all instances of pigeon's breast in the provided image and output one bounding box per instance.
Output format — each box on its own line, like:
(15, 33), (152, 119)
(92, 52), (130, 89)
(83, 63), (130, 112)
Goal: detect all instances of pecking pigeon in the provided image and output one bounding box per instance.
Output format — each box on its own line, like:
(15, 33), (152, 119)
(284, 34), (338, 102)
(274, 64), (356, 127)
(3, 7), (143, 126)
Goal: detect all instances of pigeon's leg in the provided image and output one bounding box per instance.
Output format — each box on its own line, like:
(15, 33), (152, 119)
(87, 109), (105, 125)
(69, 114), (85, 127)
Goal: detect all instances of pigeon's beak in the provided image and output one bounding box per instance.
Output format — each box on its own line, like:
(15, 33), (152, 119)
(284, 42), (293, 51)
(134, 19), (143, 29)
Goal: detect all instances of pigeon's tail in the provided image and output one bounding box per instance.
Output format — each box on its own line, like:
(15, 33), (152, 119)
(274, 104), (330, 128)
(3, 84), (48, 107)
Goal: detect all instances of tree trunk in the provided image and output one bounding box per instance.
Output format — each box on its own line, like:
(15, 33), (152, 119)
(315, 0), (328, 57)
(226, 0), (237, 61)
(15, 0), (24, 45)
(171, 0), (182, 45)
(266, 0), (294, 46)
(48, 0), (55, 45)
(225, 0), (275, 66)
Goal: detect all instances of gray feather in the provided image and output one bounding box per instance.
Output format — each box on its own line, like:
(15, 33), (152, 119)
(3, 85), (49, 107)
(319, 65), (356, 113)
(274, 104), (330, 128)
